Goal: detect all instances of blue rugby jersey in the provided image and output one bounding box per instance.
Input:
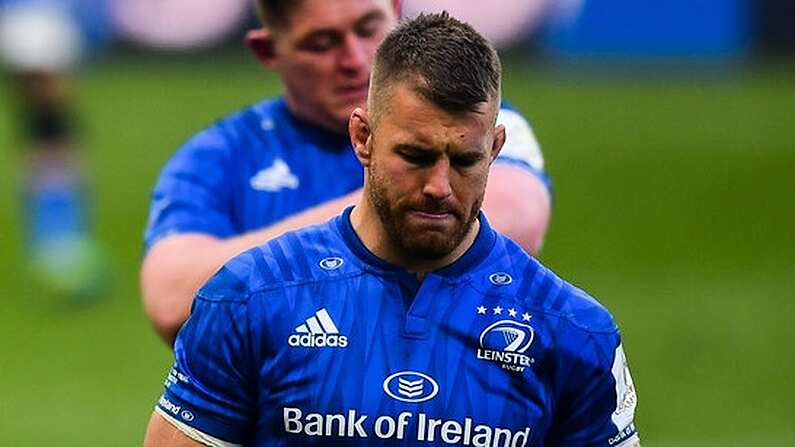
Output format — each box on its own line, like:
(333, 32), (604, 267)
(155, 208), (639, 447)
(143, 97), (550, 250)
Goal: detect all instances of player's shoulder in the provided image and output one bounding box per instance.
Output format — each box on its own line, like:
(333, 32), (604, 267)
(169, 97), (282, 160)
(196, 217), (358, 302)
(496, 101), (546, 175)
(479, 234), (618, 335)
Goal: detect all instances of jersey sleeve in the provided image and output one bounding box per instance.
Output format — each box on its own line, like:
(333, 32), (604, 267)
(143, 127), (237, 251)
(494, 106), (552, 192)
(155, 274), (256, 446)
(547, 328), (640, 447)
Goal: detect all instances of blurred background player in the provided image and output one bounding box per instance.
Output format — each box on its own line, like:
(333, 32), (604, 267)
(141, 0), (552, 344)
(0, 0), (113, 299)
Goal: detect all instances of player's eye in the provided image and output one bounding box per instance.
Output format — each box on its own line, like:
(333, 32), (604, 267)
(355, 13), (385, 39)
(355, 21), (380, 39)
(299, 33), (341, 53)
(452, 153), (484, 169)
(399, 151), (434, 166)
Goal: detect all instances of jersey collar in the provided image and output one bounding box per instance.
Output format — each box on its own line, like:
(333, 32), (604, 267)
(335, 206), (497, 279)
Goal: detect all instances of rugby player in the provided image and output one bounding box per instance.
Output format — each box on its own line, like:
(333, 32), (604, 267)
(143, 12), (639, 447)
(142, 0), (551, 344)
(0, 0), (111, 298)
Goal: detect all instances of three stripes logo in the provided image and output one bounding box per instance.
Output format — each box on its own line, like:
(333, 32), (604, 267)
(288, 308), (348, 348)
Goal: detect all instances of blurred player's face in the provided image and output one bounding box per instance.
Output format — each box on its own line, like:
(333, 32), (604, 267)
(356, 83), (504, 261)
(250, 0), (398, 133)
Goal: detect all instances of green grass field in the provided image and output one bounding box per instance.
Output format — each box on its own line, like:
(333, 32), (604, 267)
(1, 52), (793, 445)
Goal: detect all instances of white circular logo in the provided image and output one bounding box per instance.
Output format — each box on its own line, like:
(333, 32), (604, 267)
(489, 272), (513, 285)
(319, 257), (344, 270)
(180, 410), (195, 422)
(383, 371), (439, 403)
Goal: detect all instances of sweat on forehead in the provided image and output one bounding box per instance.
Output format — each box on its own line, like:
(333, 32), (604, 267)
(369, 11), (502, 117)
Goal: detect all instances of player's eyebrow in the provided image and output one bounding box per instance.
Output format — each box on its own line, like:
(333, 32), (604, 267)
(393, 143), (437, 154)
(295, 10), (386, 47)
(353, 10), (387, 30)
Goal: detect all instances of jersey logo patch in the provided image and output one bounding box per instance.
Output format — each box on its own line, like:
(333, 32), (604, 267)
(383, 371), (439, 403)
(250, 158), (299, 192)
(489, 272), (513, 285)
(475, 315), (536, 373)
(319, 256), (344, 270)
(611, 344), (637, 431)
(288, 308), (348, 348)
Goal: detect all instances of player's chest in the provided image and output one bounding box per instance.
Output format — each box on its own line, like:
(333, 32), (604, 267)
(256, 278), (555, 445)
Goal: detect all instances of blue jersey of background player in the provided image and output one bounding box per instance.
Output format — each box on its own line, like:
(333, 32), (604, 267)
(141, 0), (552, 344)
(144, 12), (638, 447)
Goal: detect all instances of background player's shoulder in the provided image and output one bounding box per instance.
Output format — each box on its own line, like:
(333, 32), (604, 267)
(495, 102), (546, 176)
(198, 217), (359, 301)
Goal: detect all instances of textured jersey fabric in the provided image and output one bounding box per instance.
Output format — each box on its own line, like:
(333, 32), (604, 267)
(156, 208), (639, 446)
(143, 97), (550, 251)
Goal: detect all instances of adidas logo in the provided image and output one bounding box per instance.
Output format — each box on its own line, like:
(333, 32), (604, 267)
(288, 308), (348, 348)
(250, 158), (299, 192)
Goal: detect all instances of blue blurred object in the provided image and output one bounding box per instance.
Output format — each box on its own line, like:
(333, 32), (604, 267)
(541, 0), (752, 59)
(25, 173), (108, 301)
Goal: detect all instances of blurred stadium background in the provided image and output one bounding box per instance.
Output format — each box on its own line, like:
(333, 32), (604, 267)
(1, 0), (793, 444)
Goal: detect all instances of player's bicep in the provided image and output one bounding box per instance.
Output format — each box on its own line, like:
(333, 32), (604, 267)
(482, 164), (551, 254)
(144, 411), (208, 447)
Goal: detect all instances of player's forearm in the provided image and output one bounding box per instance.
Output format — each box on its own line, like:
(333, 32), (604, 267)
(142, 190), (362, 344)
(482, 164), (551, 255)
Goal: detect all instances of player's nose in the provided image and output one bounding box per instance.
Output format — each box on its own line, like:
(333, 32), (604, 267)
(338, 33), (369, 73)
(422, 160), (453, 200)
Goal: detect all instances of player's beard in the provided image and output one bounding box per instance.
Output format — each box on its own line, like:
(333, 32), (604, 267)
(366, 161), (482, 261)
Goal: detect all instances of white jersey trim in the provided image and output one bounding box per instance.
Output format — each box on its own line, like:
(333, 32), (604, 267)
(496, 108), (545, 172)
(614, 432), (641, 447)
(155, 406), (241, 447)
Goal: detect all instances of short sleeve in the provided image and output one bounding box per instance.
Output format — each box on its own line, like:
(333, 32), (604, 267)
(144, 127), (237, 251)
(547, 329), (640, 447)
(156, 285), (256, 445)
(494, 107), (552, 191)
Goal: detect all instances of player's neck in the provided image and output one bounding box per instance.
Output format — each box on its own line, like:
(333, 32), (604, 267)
(350, 202), (480, 279)
(283, 95), (348, 136)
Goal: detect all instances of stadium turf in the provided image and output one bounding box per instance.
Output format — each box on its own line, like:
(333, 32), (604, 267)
(0, 52), (793, 445)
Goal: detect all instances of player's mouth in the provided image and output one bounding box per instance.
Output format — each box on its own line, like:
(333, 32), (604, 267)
(407, 209), (457, 225)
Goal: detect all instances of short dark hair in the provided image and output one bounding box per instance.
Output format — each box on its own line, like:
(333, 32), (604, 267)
(254, 0), (303, 29)
(370, 11), (501, 118)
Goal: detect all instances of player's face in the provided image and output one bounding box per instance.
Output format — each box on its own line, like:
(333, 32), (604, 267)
(267, 0), (397, 133)
(365, 84), (503, 260)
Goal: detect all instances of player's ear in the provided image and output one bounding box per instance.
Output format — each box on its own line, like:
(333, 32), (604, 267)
(490, 124), (506, 164)
(391, 0), (402, 17)
(246, 28), (277, 67)
(349, 108), (373, 167)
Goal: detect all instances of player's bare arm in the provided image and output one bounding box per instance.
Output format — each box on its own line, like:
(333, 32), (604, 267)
(144, 411), (213, 447)
(141, 189), (360, 344)
(482, 164), (550, 255)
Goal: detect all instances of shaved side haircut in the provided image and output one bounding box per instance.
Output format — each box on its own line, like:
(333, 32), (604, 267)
(368, 11), (502, 126)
